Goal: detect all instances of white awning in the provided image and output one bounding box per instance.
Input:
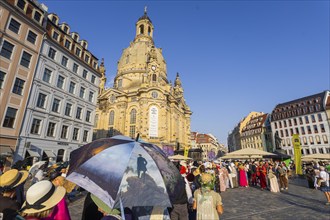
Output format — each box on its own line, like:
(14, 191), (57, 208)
(44, 150), (56, 158)
(26, 149), (40, 157)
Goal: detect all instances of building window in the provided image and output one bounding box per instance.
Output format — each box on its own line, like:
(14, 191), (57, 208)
(311, 115), (316, 123)
(30, 119), (41, 134)
(274, 122), (277, 129)
(42, 68), (52, 83)
(313, 125), (318, 133)
(73, 63), (79, 73)
(303, 137), (307, 145)
(48, 48), (56, 59)
(299, 117), (303, 125)
(86, 111), (91, 122)
(290, 128), (293, 136)
(64, 40), (71, 50)
(69, 82), (75, 94)
(83, 130), (88, 142)
(317, 113), (322, 122)
(91, 75), (96, 84)
(85, 55), (90, 63)
(75, 47), (81, 57)
(0, 71), (5, 89)
(3, 107), (17, 128)
(12, 78), (25, 95)
(16, 0), (26, 10)
(51, 16), (57, 24)
(309, 136), (314, 145)
(288, 119), (292, 126)
(109, 110), (114, 125)
(27, 31), (37, 44)
(63, 26), (68, 33)
(0, 41), (15, 59)
(283, 120), (287, 127)
(82, 70), (88, 78)
(305, 116), (309, 124)
(295, 127), (299, 135)
(56, 75), (64, 89)
(293, 118), (297, 126)
(89, 91), (94, 102)
(72, 128), (79, 140)
(61, 56), (68, 67)
(323, 135), (328, 144)
(52, 98), (60, 112)
(316, 135), (321, 144)
(65, 103), (72, 116)
(307, 126), (311, 134)
(20, 51), (32, 68)
(93, 62), (97, 69)
(129, 125), (136, 138)
(301, 127), (305, 135)
(130, 109), (137, 124)
(47, 122), (56, 137)
(61, 125), (68, 139)
(280, 130), (284, 137)
(312, 149), (317, 154)
(79, 87), (85, 98)
(320, 124), (325, 133)
(285, 129), (289, 137)
(76, 107), (82, 119)
(33, 11), (42, 22)
(36, 93), (46, 108)
(8, 18), (21, 34)
(52, 32), (59, 41)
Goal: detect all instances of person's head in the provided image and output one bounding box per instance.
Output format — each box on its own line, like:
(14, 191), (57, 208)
(0, 169), (28, 197)
(320, 166), (325, 171)
(200, 173), (214, 190)
(199, 165), (206, 173)
(52, 176), (65, 187)
(91, 194), (120, 216)
(20, 180), (66, 217)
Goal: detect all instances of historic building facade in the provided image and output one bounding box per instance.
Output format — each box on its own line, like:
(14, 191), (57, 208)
(94, 10), (192, 149)
(270, 91), (330, 156)
(14, 12), (102, 162)
(240, 113), (273, 152)
(0, 0), (46, 160)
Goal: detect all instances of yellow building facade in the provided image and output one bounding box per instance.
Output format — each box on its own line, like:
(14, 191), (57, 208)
(94, 10), (192, 149)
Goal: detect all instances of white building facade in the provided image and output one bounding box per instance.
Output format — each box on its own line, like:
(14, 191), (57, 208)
(270, 91), (330, 156)
(15, 13), (102, 162)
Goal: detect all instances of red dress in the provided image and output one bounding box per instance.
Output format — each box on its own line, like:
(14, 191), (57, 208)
(239, 166), (248, 187)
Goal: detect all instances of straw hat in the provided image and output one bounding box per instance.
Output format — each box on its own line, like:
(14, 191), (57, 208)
(91, 194), (120, 215)
(200, 173), (213, 185)
(0, 169), (29, 191)
(21, 180), (65, 214)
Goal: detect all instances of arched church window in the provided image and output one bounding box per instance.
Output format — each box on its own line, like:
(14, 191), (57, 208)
(94, 114), (99, 127)
(139, 25), (144, 34)
(109, 110), (115, 125)
(148, 26), (151, 36)
(152, 74), (157, 82)
(130, 109), (137, 124)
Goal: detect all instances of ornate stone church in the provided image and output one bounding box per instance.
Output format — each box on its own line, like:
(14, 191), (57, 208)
(94, 10), (192, 150)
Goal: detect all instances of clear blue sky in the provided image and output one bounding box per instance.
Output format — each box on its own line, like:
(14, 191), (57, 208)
(40, 0), (329, 146)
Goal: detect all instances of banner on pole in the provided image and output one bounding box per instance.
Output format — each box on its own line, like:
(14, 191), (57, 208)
(292, 134), (302, 175)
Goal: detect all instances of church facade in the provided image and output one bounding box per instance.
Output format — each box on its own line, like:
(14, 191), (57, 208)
(94, 10), (192, 151)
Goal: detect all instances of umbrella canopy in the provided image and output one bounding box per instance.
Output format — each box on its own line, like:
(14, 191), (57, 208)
(266, 150), (291, 160)
(67, 135), (185, 209)
(301, 153), (330, 160)
(221, 155), (262, 159)
(168, 154), (192, 160)
(226, 148), (275, 157)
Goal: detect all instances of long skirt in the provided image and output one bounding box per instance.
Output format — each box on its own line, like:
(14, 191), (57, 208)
(239, 170), (248, 187)
(269, 176), (280, 192)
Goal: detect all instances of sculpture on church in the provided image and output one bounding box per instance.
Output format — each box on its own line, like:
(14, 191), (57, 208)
(99, 58), (106, 94)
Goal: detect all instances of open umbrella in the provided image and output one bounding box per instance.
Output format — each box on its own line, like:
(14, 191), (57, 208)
(28, 161), (47, 175)
(226, 148), (275, 158)
(168, 154), (192, 160)
(66, 135), (185, 209)
(301, 153), (330, 161)
(220, 155), (262, 159)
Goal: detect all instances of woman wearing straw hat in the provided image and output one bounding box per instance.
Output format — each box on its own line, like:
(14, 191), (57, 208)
(0, 169), (29, 220)
(20, 180), (70, 220)
(193, 173), (223, 219)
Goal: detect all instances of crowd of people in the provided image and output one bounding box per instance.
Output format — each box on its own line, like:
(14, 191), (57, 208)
(0, 158), (329, 220)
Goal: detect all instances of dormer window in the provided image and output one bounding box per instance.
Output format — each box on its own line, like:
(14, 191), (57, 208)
(75, 47), (81, 57)
(16, 0), (26, 11)
(34, 11), (42, 23)
(51, 17), (57, 24)
(82, 41), (87, 49)
(74, 35), (78, 41)
(64, 39), (71, 50)
(63, 26), (68, 33)
(85, 55), (90, 63)
(52, 31), (59, 41)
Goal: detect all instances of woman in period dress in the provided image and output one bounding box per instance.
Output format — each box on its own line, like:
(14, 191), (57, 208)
(219, 164), (229, 192)
(267, 164), (280, 193)
(238, 163), (248, 187)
